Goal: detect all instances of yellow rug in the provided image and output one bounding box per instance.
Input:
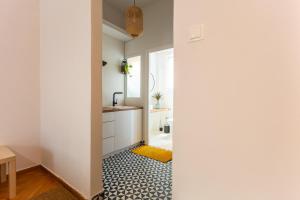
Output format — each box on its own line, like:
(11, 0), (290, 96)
(132, 145), (172, 163)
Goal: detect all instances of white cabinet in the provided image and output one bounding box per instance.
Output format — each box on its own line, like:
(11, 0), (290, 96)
(103, 137), (115, 155)
(132, 109), (143, 145)
(102, 113), (115, 156)
(114, 111), (132, 150)
(102, 109), (142, 156)
(103, 122), (114, 138)
(102, 112), (114, 122)
(114, 109), (143, 151)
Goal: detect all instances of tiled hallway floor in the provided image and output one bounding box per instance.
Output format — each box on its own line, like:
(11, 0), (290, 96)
(103, 148), (172, 200)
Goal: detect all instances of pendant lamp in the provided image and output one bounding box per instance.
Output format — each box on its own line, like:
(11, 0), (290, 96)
(125, 0), (143, 37)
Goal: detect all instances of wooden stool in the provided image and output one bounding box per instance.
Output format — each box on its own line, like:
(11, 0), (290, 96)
(0, 146), (16, 199)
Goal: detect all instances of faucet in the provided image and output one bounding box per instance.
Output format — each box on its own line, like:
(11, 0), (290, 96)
(113, 92), (123, 107)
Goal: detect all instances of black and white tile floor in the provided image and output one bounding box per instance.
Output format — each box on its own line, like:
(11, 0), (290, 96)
(102, 148), (172, 200)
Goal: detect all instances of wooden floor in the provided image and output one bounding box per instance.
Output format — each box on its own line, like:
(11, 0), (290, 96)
(0, 166), (64, 200)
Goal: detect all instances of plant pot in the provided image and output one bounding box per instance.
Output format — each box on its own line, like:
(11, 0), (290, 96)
(154, 101), (160, 109)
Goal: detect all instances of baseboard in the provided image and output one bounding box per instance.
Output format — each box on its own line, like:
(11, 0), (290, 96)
(40, 165), (86, 200)
(0, 164), (41, 182)
(17, 165), (41, 175)
(103, 141), (143, 159)
(1, 164), (40, 175)
(1, 164), (97, 200)
(92, 190), (104, 200)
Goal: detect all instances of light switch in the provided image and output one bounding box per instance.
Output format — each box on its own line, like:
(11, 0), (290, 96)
(189, 24), (204, 42)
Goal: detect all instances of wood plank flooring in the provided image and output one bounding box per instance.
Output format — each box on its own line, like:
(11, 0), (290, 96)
(0, 166), (64, 200)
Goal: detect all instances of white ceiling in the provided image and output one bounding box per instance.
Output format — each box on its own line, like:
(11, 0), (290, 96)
(103, 20), (132, 41)
(104, 0), (158, 11)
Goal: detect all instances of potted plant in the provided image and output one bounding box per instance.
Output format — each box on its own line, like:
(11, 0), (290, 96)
(152, 92), (163, 109)
(121, 59), (132, 75)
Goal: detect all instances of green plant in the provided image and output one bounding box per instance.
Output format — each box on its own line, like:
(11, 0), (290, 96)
(152, 92), (163, 101)
(124, 63), (132, 74)
(121, 59), (132, 74)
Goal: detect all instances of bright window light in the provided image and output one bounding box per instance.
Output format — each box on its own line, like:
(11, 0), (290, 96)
(126, 56), (141, 98)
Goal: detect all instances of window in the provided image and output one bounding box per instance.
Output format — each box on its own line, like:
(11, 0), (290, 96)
(126, 56), (141, 98)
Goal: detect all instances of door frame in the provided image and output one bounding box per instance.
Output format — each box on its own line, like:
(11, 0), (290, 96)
(144, 44), (173, 145)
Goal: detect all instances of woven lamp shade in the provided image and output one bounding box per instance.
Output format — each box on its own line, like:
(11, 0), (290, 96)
(125, 5), (143, 37)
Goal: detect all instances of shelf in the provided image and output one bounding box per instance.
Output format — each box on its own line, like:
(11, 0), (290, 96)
(150, 108), (171, 113)
(103, 20), (133, 42)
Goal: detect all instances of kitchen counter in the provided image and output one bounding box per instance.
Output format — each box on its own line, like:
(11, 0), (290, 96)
(103, 106), (143, 113)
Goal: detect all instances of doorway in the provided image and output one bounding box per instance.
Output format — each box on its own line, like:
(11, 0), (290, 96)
(100, 0), (174, 199)
(148, 48), (174, 150)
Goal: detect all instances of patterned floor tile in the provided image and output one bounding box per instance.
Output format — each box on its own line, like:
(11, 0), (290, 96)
(103, 148), (172, 200)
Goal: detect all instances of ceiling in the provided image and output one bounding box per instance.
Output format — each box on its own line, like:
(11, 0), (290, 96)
(104, 0), (158, 11)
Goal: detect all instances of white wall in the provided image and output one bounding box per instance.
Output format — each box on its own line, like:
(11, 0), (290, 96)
(174, 0), (300, 199)
(149, 49), (174, 108)
(0, 0), (102, 197)
(102, 34), (125, 106)
(125, 0), (173, 106)
(40, 0), (101, 198)
(0, 0), (41, 171)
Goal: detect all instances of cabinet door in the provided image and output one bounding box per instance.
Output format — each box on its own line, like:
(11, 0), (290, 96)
(132, 109), (142, 144)
(114, 111), (133, 150)
(103, 121), (114, 139)
(102, 112), (114, 122)
(114, 110), (143, 151)
(103, 137), (114, 155)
